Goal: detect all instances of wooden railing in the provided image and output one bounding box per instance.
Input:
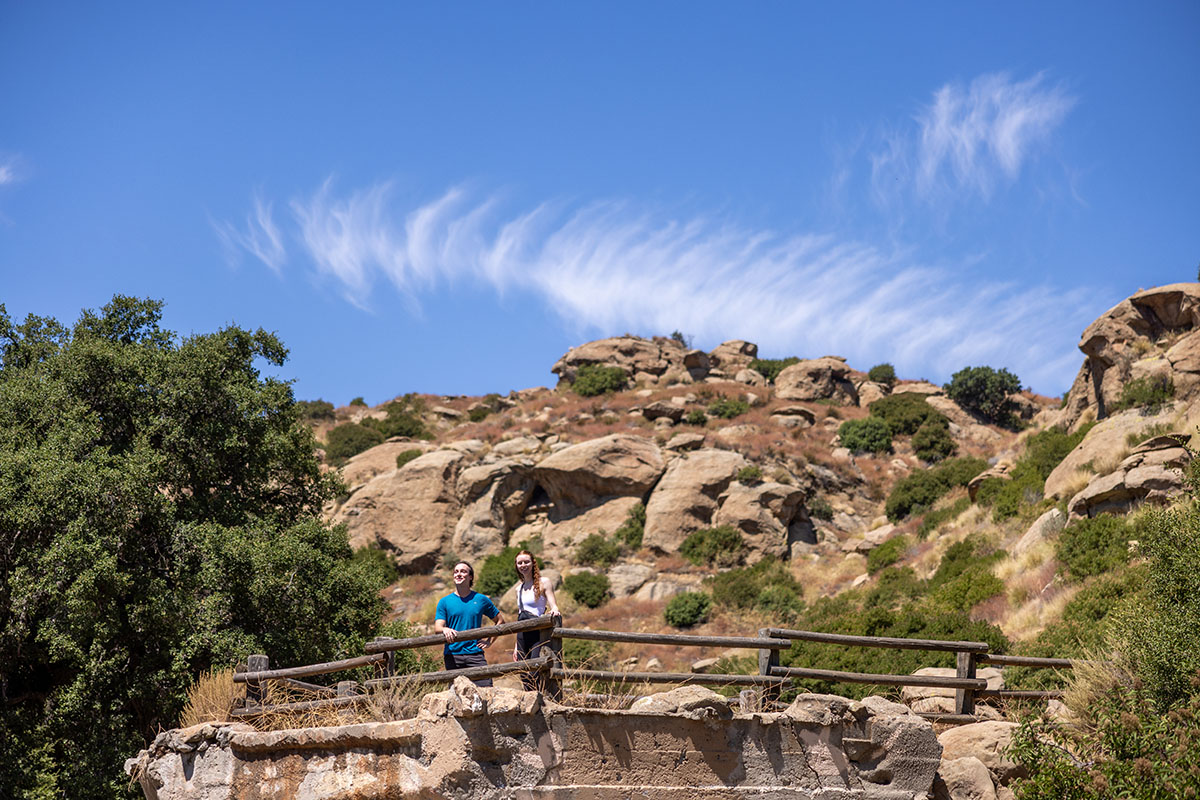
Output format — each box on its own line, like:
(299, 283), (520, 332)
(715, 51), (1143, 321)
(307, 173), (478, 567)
(230, 616), (1072, 724)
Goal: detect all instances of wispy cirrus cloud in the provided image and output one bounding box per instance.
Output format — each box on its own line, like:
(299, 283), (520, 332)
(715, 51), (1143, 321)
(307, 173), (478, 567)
(874, 72), (1075, 204)
(213, 194), (287, 273)
(221, 180), (1100, 391)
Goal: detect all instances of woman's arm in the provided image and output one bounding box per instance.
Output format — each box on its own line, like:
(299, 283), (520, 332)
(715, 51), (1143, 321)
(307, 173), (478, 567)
(541, 577), (560, 616)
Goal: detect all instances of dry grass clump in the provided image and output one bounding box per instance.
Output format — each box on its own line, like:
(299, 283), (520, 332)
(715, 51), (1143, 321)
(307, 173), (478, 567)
(179, 668), (237, 728)
(247, 675), (439, 732)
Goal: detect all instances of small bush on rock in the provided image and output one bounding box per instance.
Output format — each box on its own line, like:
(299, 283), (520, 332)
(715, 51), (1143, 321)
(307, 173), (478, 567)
(564, 572), (611, 609)
(395, 449), (422, 469)
(664, 591), (712, 628)
(1112, 375), (1175, 413)
(680, 525), (745, 567)
(809, 497), (834, 521)
(838, 417), (893, 454)
(297, 399), (336, 420)
(614, 503), (646, 549)
(867, 363), (897, 388)
(684, 409), (708, 425)
(867, 536), (909, 574)
(868, 392), (943, 436)
(572, 364), (628, 397)
(912, 417), (956, 462)
(476, 545), (525, 598)
(708, 396), (750, 419)
(748, 357), (799, 383)
(736, 465), (763, 484)
(944, 365), (1021, 424)
(885, 457), (987, 521)
(574, 533), (621, 568)
(325, 422), (385, 464)
(350, 396), (367, 406)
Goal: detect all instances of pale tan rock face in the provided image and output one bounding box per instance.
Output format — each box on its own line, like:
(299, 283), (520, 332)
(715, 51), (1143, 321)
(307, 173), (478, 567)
(642, 448), (745, 554)
(708, 339), (758, 373)
(1044, 404), (1181, 499)
(1066, 435), (1190, 520)
(551, 335), (715, 388)
(938, 721), (1026, 785)
(452, 460), (534, 560)
(713, 480), (807, 562)
(531, 433), (665, 514)
(334, 449), (466, 571)
(775, 356), (860, 405)
(339, 441), (433, 493)
(129, 688), (944, 800)
(933, 756), (998, 800)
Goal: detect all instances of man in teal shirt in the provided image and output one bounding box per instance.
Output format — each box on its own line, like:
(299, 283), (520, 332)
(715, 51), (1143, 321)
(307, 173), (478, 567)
(435, 560), (505, 686)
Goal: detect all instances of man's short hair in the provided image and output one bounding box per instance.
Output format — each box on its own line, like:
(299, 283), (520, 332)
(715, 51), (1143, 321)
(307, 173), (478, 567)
(454, 560), (475, 587)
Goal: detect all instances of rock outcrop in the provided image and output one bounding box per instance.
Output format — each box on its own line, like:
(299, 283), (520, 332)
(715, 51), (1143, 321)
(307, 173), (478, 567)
(128, 685), (945, 799)
(775, 356), (860, 405)
(643, 448), (745, 553)
(1067, 434), (1191, 520)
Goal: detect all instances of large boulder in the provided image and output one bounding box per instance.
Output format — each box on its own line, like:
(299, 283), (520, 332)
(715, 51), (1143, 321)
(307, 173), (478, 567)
(1067, 435), (1190, 520)
(933, 756), (998, 800)
(339, 440), (433, 493)
(531, 434), (665, 514)
(937, 721), (1026, 786)
(643, 449), (745, 553)
(1060, 283), (1200, 429)
(713, 480), (809, 562)
(1045, 404), (1182, 499)
(775, 356), (860, 405)
(1013, 508), (1066, 558)
(551, 335), (712, 388)
(708, 339), (758, 374)
(452, 460), (535, 560)
(334, 449), (466, 571)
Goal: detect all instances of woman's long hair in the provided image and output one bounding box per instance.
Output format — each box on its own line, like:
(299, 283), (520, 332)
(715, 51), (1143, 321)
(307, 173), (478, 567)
(516, 549), (544, 600)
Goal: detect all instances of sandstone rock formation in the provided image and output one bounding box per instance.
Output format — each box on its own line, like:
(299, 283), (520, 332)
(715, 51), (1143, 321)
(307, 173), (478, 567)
(775, 356), (860, 405)
(531, 433), (665, 513)
(128, 685), (945, 799)
(1044, 404), (1182, 499)
(713, 479), (812, 561)
(1067, 434), (1191, 520)
(643, 448), (745, 553)
(1059, 282), (1200, 430)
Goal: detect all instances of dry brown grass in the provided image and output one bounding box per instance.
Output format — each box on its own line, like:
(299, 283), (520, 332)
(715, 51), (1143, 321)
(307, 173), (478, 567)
(179, 668), (237, 728)
(247, 674), (440, 732)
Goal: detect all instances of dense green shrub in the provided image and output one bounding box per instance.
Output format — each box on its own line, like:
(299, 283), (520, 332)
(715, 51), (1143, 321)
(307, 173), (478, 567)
(684, 409), (707, 425)
(736, 464), (763, 484)
(748, 356), (799, 383)
(664, 591), (712, 627)
(352, 545), (400, 588)
(1057, 515), (1133, 580)
(809, 496), (834, 521)
(669, 330), (690, 347)
(912, 417), (956, 462)
(325, 422), (386, 464)
(614, 502), (646, 549)
(885, 457), (987, 521)
(561, 638), (613, 668)
(361, 397), (428, 440)
(708, 396), (750, 419)
(350, 396), (367, 406)
(867, 363), (896, 387)
(564, 572), (611, 608)
(574, 532), (621, 567)
(468, 406), (491, 422)
(916, 496), (970, 538)
(572, 364), (628, 396)
(866, 536), (909, 574)
(975, 423), (1095, 522)
(297, 399), (336, 420)
(707, 557), (805, 620)
(395, 448), (423, 469)
(838, 416), (893, 454)
(1112, 374), (1175, 413)
(868, 392), (943, 435)
(680, 525), (745, 566)
(944, 365), (1021, 423)
(476, 544), (527, 598)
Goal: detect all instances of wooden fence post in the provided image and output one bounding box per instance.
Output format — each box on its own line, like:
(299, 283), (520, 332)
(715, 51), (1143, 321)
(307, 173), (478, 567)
(954, 650), (977, 716)
(372, 637), (395, 679)
(246, 654), (269, 708)
(758, 628), (780, 710)
(543, 614), (563, 702)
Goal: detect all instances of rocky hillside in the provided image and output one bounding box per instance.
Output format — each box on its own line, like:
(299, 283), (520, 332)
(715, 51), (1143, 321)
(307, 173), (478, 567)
(311, 283), (1200, 674)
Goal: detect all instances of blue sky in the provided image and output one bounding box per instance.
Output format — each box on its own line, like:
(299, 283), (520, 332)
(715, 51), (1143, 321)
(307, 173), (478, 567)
(2, 2), (1197, 403)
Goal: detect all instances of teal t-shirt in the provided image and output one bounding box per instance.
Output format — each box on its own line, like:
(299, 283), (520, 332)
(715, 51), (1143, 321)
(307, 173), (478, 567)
(435, 590), (500, 655)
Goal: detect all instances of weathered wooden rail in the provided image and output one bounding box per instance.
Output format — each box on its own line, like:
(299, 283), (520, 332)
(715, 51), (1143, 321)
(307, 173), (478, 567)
(231, 615), (1074, 723)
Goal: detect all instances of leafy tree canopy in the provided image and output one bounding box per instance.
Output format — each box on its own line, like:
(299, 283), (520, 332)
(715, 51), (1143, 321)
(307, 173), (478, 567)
(0, 296), (389, 798)
(944, 365), (1021, 424)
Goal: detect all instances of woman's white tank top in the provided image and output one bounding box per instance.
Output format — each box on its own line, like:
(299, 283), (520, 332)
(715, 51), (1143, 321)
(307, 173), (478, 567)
(518, 582), (547, 616)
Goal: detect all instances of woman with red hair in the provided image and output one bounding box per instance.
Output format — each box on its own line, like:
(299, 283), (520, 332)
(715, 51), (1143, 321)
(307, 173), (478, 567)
(511, 549), (559, 690)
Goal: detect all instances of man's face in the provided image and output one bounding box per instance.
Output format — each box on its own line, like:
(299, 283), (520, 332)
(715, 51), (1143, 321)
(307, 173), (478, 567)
(452, 563), (472, 588)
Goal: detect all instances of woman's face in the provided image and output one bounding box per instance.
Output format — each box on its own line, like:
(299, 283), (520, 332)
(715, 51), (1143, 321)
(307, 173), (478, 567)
(515, 554), (534, 577)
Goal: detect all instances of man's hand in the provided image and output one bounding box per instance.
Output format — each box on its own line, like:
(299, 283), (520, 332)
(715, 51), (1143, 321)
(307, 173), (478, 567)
(479, 637), (494, 650)
(441, 627), (457, 642)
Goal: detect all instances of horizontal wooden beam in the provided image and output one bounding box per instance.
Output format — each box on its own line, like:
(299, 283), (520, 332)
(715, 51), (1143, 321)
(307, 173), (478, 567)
(553, 668), (786, 687)
(365, 616), (554, 653)
(770, 665), (987, 690)
(363, 655), (553, 688)
(916, 712), (979, 725)
(232, 693), (362, 718)
(554, 628), (792, 650)
(978, 689), (1064, 699)
(765, 628), (990, 654)
(977, 654), (1074, 669)
(234, 653), (385, 683)
(275, 678), (337, 697)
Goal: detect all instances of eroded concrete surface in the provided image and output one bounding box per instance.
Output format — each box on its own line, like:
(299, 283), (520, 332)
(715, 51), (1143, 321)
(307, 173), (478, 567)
(127, 680), (942, 799)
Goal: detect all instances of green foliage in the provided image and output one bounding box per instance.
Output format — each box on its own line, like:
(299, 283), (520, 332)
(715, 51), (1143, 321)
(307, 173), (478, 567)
(297, 398), (335, 420)
(561, 637), (613, 668)
(736, 464), (763, 484)
(944, 365), (1022, 423)
(349, 396), (367, 406)
(866, 535), (909, 574)
(1009, 677), (1200, 800)
(574, 532), (621, 568)
(572, 364), (628, 396)
(708, 396), (750, 419)
(976, 424), (1096, 522)
(476, 544), (524, 598)
(912, 417), (957, 462)
(868, 392), (943, 435)
(748, 356), (799, 383)
(809, 496), (834, 521)
(867, 363), (896, 387)
(614, 502), (646, 549)
(916, 496), (970, 539)
(325, 422), (386, 464)
(468, 406), (491, 422)
(351, 545), (400, 588)
(1023, 423), (1095, 479)
(395, 448), (423, 469)
(664, 591), (712, 627)
(680, 525), (745, 567)
(564, 571), (611, 609)
(1112, 375), (1176, 413)
(838, 416), (893, 454)
(706, 558), (805, 621)
(361, 395), (428, 440)
(0, 297), (383, 798)
(922, 536), (1005, 612)
(669, 330), (691, 348)
(885, 457), (987, 521)
(1057, 515), (1134, 580)
(684, 409), (708, 425)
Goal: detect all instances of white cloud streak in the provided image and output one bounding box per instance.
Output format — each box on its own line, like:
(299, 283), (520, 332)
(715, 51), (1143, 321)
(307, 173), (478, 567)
(875, 72), (1075, 203)
(222, 180), (1099, 391)
(213, 194), (287, 273)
